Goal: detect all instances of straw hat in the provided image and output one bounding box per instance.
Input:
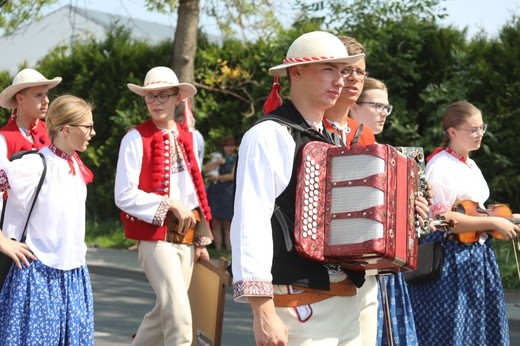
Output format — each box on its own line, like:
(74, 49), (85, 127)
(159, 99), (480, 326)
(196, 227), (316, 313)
(0, 68), (62, 109)
(127, 66), (197, 100)
(269, 31), (365, 77)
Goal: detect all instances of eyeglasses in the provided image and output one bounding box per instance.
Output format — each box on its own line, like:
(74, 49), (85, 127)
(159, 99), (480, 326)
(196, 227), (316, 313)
(70, 124), (94, 134)
(344, 66), (369, 81)
(356, 101), (393, 115)
(457, 124), (488, 137)
(144, 93), (178, 104)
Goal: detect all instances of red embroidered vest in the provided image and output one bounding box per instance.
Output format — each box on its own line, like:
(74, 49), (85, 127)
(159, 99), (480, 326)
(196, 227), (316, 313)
(0, 117), (51, 157)
(121, 119), (211, 241)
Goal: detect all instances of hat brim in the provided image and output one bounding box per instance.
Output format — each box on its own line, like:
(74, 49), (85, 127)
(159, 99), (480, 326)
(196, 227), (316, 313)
(0, 77), (62, 109)
(268, 54), (365, 77)
(127, 82), (197, 100)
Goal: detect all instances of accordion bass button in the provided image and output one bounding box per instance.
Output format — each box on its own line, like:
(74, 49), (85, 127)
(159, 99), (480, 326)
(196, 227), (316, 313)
(316, 164), (320, 169)
(311, 234), (317, 240)
(302, 232), (308, 238)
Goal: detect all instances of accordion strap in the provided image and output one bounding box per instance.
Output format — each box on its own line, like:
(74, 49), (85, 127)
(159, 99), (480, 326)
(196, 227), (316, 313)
(255, 115), (339, 145)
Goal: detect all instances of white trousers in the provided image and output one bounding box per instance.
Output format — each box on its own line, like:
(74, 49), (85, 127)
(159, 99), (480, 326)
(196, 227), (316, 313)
(274, 276), (379, 346)
(131, 241), (194, 346)
(358, 275), (378, 346)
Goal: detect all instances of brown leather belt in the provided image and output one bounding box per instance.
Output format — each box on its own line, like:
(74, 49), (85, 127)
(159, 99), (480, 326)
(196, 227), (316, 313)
(273, 279), (356, 307)
(165, 210), (200, 245)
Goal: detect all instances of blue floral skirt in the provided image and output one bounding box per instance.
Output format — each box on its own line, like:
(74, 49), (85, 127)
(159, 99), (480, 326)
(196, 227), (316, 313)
(0, 259), (94, 346)
(376, 273), (418, 345)
(407, 234), (509, 345)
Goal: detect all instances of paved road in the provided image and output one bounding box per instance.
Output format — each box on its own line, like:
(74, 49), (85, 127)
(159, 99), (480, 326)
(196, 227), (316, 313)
(91, 272), (255, 346)
(88, 248), (520, 345)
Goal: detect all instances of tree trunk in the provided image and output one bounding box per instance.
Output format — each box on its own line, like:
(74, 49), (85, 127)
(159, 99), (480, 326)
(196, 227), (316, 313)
(171, 0), (200, 85)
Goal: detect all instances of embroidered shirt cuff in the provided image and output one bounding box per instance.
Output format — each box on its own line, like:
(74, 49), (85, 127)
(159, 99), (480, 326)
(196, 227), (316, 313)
(431, 202), (452, 216)
(153, 196), (170, 226)
(0, 170), (9, 191)
(194, 236), (212, 247)
(233, 279), (273, 303)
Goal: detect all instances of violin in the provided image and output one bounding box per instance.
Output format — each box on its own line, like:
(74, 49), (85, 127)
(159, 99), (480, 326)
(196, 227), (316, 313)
(453, 199), (520, 244)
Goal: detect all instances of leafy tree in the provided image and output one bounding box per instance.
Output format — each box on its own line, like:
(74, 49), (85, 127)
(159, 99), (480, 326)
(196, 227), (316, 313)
(468, 15), (520, 209)
(37, 27), (172, 220)
(0, 0), (58, 35)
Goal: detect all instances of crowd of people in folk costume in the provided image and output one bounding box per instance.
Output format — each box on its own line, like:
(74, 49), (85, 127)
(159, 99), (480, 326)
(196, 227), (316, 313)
(0, 30), (517, 346)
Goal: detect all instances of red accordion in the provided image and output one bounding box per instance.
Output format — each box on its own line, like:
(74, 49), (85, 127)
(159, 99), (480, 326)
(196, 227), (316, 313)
(293, 142), (419, 272)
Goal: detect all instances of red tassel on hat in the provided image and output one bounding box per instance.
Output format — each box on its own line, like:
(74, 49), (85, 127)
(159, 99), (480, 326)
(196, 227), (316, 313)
(426, 147), (444, 162)
(263, 77), (282, 115)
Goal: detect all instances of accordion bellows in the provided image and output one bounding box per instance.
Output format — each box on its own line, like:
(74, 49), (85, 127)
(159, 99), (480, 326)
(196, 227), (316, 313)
(294, 142), (419, 272)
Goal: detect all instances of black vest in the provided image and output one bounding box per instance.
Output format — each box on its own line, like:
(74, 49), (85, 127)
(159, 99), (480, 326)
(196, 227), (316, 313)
(265, 102), (336, 290)
(234, 101), (365, 290)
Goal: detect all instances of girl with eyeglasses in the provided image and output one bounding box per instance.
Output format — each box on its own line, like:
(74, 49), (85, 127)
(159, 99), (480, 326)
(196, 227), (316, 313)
(0, 95), (96, 345)
(350, 77), (392, 135)
(349, 76), (421, 346)
(408, 101), (517, 345)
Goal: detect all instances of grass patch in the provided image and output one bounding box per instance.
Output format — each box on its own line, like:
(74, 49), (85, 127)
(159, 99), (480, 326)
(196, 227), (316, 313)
(85, 219), (134, 249)
(494, 239), (520, 290)
(85, 218), (232, 261)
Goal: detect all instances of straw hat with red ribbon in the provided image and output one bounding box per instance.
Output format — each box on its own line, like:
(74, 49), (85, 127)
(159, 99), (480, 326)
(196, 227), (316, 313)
(263, 31), (365, 114)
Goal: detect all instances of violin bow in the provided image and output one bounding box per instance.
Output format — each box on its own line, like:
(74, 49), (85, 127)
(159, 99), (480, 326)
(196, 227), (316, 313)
(513, 238), (520, 283)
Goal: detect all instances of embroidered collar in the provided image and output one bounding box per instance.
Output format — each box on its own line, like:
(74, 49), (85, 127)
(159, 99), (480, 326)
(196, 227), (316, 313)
(325, 119), (351, 134)
(49, 143), (75, 175)
(19, 127), (33, 140)
(445, 147), (470, 166)
(49, 143), (72, 160)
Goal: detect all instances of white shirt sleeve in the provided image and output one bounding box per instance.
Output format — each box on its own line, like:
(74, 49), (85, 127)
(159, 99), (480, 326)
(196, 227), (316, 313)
(230, 121), (296, 300)
(193, 130), (205, 169)
(0, 134), (8, 159)
(114, 129), (164, 224)
(426, 151), (489, 215)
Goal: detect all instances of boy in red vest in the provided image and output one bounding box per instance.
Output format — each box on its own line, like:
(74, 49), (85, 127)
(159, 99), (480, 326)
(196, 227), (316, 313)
(0, 68), (61, 157)
(114, 66), (212, 346)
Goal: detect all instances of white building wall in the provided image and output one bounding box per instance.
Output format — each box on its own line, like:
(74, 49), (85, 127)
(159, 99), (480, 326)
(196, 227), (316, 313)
(0, 6), (176, 75)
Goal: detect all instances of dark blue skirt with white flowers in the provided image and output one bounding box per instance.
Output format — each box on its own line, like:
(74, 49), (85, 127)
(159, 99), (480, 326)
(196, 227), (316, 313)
(407, 233), (509, 345)
(376, 273), (418, 345)
(0, 259), (94, 346)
